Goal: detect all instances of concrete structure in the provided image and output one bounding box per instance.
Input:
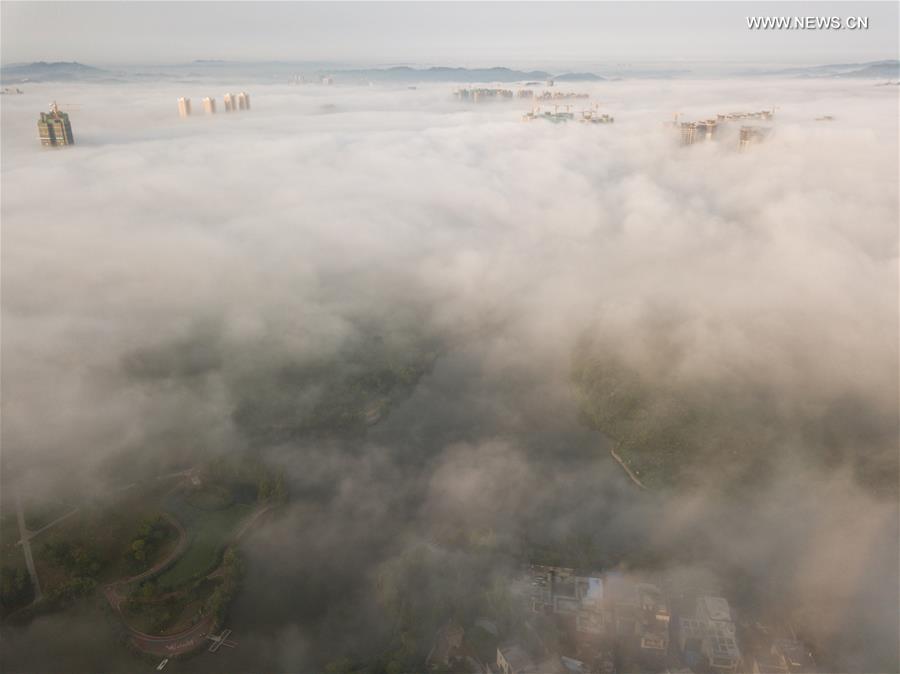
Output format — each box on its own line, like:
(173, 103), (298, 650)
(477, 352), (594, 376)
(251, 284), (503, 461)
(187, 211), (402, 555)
(677, 596), (741, 673)
(522, 105), (575, 123)
(717, 109), (775, 122)
(580, 106), (614, 124)
(177, 97), (191, 118)
(321, 75), (334, 85)
(497, 645), (536, 674)
(740, 125), (771, 150)
(237, 92), (250, 110)
(455, 87), (513, 102)
(680, 122), (698, 145)
(37, 102), (75, 147)
(426, 622), (464, 669)
(223, 93), (236, 112)
(202, 97), (216, 114)
(771, 639), (816, 673)
(536, 90), (589, 101)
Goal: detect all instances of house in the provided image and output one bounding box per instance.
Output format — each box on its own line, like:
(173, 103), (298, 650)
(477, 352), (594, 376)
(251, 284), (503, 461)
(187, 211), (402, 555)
(497, 644), (537, 674)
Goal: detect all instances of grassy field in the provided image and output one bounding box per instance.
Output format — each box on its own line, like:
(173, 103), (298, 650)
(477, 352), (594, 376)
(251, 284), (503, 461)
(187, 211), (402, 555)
(156, 488), (252, 590)
(0, 501), (26, 574)
(123, 577), (221, 635)
(31, 479), (181, 595)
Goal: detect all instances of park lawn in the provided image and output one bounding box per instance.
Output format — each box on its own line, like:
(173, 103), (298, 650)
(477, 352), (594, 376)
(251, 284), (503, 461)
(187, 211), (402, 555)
(155, 501), (252, 590)
(0, 512), (26, 574)
(32, 481), (180, 591)
(124, 577), (221, 636)
(22, 495), (76, 532)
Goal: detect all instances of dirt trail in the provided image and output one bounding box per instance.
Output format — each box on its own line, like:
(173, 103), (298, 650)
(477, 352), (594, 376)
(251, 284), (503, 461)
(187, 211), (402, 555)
(610, 447), (648, 489)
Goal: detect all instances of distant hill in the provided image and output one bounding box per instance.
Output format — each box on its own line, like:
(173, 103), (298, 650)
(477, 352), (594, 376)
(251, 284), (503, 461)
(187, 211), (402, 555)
(554, 72), (606, 81)
(755, 59), (899, 79)
(333, 66), (555, 83)
(0, 61), (110, 83)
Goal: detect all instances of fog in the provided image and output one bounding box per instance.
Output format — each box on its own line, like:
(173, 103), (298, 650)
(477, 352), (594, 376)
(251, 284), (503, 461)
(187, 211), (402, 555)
(1, 77), (897, 672)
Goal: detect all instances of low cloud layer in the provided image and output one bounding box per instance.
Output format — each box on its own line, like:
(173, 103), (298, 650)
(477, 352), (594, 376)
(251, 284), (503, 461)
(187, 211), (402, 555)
(1, 77), (897, 672)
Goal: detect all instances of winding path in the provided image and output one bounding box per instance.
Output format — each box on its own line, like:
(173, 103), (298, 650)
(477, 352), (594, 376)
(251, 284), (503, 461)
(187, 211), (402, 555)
(102, 512), (188, 612)
(610, 447), (648, 489)
(104, 502), (272, 657)
(14, 491), (42, 603)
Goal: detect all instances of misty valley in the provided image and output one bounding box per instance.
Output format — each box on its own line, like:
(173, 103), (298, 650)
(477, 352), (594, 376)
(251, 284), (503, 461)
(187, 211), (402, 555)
(1, 11), (898, 674)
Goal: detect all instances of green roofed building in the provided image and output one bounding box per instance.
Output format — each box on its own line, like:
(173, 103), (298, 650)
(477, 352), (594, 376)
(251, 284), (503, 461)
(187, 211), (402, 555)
(37, 103), (74, 147)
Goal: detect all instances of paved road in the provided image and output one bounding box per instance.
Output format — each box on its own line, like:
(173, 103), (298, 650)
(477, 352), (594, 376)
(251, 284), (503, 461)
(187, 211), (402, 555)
(128, 614), (216, 657)
(14, 491), (42, 602)
(106, 502), (270, 657)
(103, 512), (188, 611)
(610, 447), (647, 489)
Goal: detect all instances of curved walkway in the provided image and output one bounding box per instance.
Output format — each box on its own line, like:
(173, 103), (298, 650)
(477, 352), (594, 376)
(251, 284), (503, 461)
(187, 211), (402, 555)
(103, 512), (188, 611)
(104, 503), (272, 657)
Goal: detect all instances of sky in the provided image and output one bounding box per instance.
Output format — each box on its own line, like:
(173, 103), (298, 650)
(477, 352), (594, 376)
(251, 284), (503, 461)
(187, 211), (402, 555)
(1, 1), (898, 68)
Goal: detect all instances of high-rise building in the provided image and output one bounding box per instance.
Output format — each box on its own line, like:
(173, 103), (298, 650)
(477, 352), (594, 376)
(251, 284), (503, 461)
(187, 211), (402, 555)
(680, 122), (697, 145)
(178, 97), (191, 117)
(202, 97), (216, 114)
(223, 93), (236, 112)
(237, 92), (250, 110)
(739, 125), (770, 150)
(37, 102), (75, 147)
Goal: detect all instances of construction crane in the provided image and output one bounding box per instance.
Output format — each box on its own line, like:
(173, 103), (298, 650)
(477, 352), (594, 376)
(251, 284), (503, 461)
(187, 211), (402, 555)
(49, 101), (82, 113)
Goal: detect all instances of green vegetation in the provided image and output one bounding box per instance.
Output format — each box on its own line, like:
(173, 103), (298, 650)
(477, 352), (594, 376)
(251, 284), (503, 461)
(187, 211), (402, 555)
(572, 338), (898, 494)
(124, 576), (221, 635)
(125, 515), (177, 573)
(23, 497), (74, 532)
(204, 455), (288, 506)
(572, 343), (770, 490)
(155, 457), (282, 590)
(232, 333), (438, 443)
(203, 546), (244, 630)
(43, 540), (102, 579)
(155, 496), (250, 589)
(32, 480), (184, 601)
(45, 577), (97, 608)
(0, 566), (34, 611)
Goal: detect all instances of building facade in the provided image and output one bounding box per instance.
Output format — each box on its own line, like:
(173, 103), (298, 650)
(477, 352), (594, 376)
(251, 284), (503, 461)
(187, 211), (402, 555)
(37, 103), (74, 146)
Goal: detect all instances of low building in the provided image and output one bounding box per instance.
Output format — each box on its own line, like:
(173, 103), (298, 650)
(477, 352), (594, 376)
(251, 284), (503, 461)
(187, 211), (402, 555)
(678, 597), (741, 673)
(754, 651), (789, 673)
(426, 622), (464, 670)
(771, 638), (816, 673)
(497, 644), (537, 674)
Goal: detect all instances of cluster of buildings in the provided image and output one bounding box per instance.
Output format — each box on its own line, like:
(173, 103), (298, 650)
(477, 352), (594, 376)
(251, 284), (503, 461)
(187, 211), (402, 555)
(535, 91), (590, 101)
(37, 101), (75, 147)
(454, 88), (590, 103)
(673, 110), (775, 150)
(177, 92), (250, 117)
(454, 87), (515, 102)
(456, 564), (819, 674)
(2, 86), (24, 95)
(521, 105), (614, 125)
